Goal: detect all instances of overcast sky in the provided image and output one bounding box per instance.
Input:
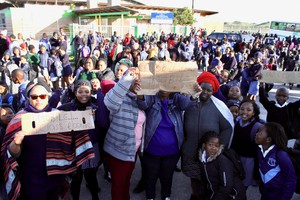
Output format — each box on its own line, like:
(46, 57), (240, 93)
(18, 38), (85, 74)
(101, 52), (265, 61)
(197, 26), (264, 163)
(136, 0), (299, 23)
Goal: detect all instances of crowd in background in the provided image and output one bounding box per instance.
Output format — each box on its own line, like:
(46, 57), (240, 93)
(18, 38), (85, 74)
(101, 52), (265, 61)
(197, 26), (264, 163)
(0, 26), (299, 200)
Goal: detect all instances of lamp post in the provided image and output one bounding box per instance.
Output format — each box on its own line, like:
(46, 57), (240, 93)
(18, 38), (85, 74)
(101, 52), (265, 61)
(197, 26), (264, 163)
(192, 0), (194, 11)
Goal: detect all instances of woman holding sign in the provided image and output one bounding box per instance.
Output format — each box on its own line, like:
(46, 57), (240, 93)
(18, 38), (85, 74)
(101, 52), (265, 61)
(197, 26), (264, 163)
(1, 83), (95, 200)
(104, 67), (146, 200)
(58, 79), (100, 200)
(136, 90), (195, 200)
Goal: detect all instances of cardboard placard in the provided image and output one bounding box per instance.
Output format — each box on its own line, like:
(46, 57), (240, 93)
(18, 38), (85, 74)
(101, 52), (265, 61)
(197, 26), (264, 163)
(137, 61), (198, 95)
(21, 110), (95, 135)
(261, 70), (300, 83)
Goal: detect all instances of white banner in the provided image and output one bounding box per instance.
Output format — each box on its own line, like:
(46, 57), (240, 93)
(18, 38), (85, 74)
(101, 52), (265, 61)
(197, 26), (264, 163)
(261, 70), (300, 83)
(22, 110), (95, 135)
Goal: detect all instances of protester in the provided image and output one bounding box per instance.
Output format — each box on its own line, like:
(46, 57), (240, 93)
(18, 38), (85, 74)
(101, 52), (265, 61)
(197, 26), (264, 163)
(0, 104), (15, 199)
(226, 85), (242, 107)
(259, 85), (300, 139)
(247, 52), (264, 101)
(198, 131), (246, 200)
(181, 72), (234, 200)
(231, 100), (264, 189)
(77, 57), (97, 81)
(137, 90), (194, 200)
(94, 58), (115, 81)
(58, 47), (73, 89)
(58, 80), (100, 200)
(1, 83), (95, 200)
(103, 68), (145, 200)
(255, 122), (296, 200)
(11, 69), (30, 110)
(0, 81), (13, 106)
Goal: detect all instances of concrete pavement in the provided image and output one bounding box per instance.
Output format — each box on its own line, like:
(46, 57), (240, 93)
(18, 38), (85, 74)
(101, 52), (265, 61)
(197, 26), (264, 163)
(79, 83), (300, 200)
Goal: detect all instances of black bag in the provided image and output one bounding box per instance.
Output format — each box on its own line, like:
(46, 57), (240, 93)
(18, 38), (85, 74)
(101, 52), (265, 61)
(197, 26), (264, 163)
(289, 140), (300, 194)
(222, 148), (246, 180)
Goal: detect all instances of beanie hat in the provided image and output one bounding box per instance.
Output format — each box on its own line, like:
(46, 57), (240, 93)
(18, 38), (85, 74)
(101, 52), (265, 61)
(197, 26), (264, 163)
(20, 43), (27, 49)
(197, 72), (220, 94)
(114, 58), (133, 74)
(100, 80), (116, 95)
(74, 79), (92, 92)
(254, 51), (263, 59)
(26, 82), (51, 98)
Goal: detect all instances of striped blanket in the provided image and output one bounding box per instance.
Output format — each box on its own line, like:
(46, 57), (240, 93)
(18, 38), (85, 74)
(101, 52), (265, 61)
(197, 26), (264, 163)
(1, 110), (95, 200)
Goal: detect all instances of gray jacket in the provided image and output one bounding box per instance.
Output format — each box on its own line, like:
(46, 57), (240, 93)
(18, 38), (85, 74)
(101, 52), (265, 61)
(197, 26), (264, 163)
(181, 97), (234, 179)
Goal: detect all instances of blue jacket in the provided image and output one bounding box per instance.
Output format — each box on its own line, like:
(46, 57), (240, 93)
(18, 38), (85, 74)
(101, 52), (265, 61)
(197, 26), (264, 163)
(137, 93), (192, 150)
(258, 145), (296, 200)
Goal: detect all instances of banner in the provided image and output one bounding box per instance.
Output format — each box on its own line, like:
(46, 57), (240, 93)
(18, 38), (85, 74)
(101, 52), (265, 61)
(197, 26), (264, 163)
(151, 12), (174, 24)
(137, 61), (198, 95)
(260, 70), (300, 83)
(22, 110), (95, 135)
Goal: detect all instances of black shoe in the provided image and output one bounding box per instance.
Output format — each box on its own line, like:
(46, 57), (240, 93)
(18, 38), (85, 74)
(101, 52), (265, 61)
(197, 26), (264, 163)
(174, 165), (181, 172)
(86, 184), (100, 200)
(189, 194), (199, 200)
(133, 180), (145, 193)
(86, 184), (101, 193)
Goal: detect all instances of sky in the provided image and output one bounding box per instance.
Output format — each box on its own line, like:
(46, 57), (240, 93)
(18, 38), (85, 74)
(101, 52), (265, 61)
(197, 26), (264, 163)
(136, 0), (299, 24)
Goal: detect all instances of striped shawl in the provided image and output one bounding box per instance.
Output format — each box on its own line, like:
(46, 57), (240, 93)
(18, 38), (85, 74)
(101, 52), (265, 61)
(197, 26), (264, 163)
(1, 110), (95, 200)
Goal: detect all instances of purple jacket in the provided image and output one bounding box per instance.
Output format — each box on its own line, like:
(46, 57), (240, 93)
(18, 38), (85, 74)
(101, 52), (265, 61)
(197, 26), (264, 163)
(258, 145), (296, 200)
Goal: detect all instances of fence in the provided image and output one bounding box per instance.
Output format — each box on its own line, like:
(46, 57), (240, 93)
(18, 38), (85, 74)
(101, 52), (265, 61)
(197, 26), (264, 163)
(71, 23), (189, 40)
(71, 24), (135, 40)
(223, 25), (269, 34)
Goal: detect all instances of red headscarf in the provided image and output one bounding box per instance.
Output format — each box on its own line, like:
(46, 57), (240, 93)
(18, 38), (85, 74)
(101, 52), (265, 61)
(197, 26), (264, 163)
(196, 72), (220, 94)
(100, 80), (116, 95)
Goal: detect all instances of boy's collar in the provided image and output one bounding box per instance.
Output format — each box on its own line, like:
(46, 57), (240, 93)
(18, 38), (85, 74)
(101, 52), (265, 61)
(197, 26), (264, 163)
(275, 102), (289, 108)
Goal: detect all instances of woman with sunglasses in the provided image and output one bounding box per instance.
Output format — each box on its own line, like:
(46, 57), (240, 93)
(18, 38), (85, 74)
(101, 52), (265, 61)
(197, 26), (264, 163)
(1, 83), (95, 200)
(58, 79), (100, 200)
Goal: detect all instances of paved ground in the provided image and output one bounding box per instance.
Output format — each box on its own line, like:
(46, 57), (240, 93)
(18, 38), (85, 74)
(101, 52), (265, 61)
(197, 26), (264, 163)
(79, 83), (300, 200)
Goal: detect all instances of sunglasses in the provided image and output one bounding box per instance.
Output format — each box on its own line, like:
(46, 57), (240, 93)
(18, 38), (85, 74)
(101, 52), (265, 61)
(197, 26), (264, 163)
(30, 94), (48, 100)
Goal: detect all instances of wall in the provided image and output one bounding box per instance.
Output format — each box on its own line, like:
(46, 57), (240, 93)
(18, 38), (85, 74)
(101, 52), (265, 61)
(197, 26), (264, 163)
(0, 8), (13, 33)
(9, 4), (74, 39)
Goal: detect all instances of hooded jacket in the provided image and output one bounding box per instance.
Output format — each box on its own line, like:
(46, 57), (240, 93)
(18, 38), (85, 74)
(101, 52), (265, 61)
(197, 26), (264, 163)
(199, 146), (246, 200)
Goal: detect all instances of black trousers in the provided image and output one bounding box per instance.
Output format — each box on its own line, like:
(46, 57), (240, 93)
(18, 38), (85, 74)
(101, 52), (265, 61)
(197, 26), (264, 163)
(143, 152), (180, 199)
(71, 168), (99, 200)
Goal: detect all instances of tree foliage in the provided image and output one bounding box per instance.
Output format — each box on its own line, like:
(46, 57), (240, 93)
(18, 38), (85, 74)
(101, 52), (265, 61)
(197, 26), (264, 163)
(173, 7), (195, 25)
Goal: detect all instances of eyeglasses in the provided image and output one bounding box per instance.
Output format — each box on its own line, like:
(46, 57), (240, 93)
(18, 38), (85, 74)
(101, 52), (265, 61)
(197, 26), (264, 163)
(30, 94), (48, 100)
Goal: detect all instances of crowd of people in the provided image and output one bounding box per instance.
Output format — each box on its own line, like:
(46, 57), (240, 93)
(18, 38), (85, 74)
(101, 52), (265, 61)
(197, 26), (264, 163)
(0, 26), (299, 200)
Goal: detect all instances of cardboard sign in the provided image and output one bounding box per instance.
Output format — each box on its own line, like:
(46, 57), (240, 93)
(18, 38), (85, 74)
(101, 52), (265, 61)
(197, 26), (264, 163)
(137, 61), (198, 95)
(21, 110), (95, 136)
(261, 70), (300, 83)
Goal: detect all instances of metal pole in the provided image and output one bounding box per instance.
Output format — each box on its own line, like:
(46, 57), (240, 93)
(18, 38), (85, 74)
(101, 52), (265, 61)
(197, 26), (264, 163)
(192, 0), (194, 11)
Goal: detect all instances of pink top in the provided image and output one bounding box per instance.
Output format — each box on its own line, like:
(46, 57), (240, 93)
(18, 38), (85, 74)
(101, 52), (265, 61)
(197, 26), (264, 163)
(135, 109), (146, 152)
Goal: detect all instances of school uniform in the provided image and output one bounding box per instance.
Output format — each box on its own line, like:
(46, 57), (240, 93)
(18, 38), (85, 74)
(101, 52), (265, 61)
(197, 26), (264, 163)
(258, 145), (296, 200)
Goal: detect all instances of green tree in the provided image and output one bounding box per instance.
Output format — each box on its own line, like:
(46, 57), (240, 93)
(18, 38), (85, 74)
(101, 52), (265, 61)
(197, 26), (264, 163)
(173, 7), (196, 25)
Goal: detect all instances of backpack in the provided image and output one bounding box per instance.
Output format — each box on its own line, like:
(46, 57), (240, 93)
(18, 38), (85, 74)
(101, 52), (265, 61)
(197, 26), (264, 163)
(48, 57), (63, 78)
(222, 148), (246, 180)
(287, 140), (300, 194)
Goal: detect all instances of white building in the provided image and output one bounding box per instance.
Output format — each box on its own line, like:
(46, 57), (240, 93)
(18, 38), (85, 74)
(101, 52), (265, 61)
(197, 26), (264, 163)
(0, 0), (222, 39)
